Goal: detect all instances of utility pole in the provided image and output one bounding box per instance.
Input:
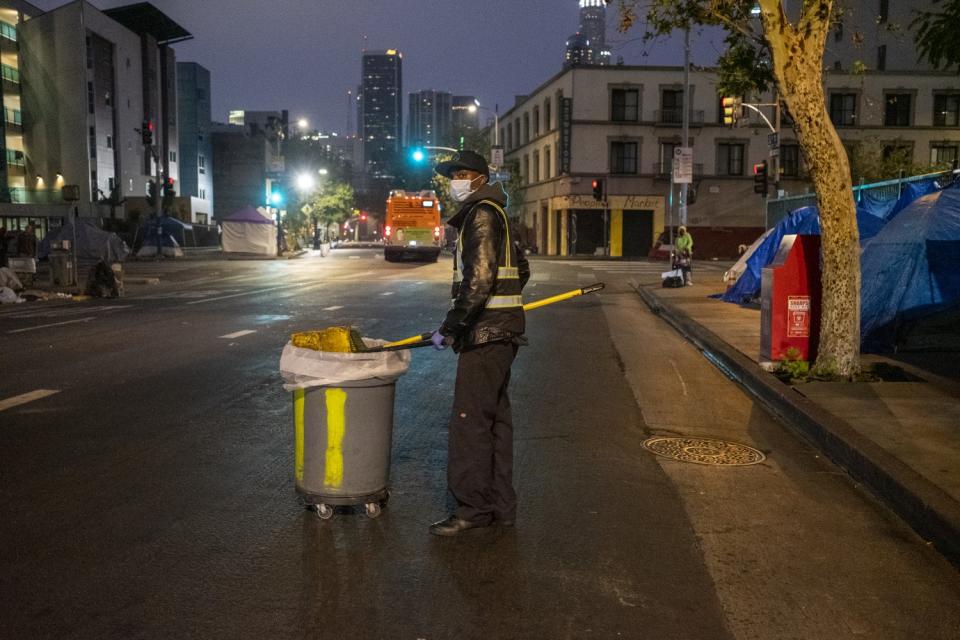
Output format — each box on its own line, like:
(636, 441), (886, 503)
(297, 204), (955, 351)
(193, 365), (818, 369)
(679, 27), (691, 227)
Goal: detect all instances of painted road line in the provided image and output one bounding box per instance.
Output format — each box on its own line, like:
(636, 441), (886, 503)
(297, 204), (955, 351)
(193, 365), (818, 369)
(219, 329), (257, 339)
(185, 282), (310, 305)
(322, 305), (344, 311)
(0, 389), (61, 412)
(348, 255), (360, 260)
(380, 291), (395, 296)
(7, 317), (96, 334)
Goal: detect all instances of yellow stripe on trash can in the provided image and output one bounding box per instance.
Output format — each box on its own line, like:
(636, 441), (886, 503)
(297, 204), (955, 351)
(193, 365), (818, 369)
(324, 388), (347, 488)
(294, 389), (305, 482)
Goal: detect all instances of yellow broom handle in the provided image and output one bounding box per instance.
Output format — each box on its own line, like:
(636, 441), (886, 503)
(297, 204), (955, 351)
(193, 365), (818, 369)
(381, 283), (604, 349)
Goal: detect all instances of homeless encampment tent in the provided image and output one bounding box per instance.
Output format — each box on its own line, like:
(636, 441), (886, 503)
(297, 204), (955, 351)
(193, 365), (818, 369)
(136, 215), (193, 258)
(860, 185), (960, 352)
(221, 206), (277, 257)
(38, 218), (130, 263)
(719, 178), (942, 304)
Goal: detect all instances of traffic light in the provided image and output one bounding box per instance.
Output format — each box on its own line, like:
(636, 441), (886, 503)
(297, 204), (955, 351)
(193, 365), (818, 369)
(410, 147), (426, 163)
(141, 120), (154, 145)
(162, 177), (175, 195)
(269, 190), (284, 206)
(591, 178), (604, 201)
(753, 161), (768, 196)
(721, 96), (742, 127)
(360, 213), (367, 221)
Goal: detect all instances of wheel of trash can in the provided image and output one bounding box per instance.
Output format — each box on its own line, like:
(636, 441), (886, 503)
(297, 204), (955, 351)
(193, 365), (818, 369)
(316, 503), (334, 520)
(365, 502), (382, 519)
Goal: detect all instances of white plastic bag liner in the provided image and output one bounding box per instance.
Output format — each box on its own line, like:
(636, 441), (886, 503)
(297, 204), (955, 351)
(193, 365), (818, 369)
(280, 338), (412, 391)
(0, 286), (23, 304)
(0, 267), (22, 290)
(661, 268), (683, 280)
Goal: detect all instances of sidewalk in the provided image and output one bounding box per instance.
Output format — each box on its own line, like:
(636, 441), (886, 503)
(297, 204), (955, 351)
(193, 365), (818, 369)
(637, 281), (960, 568)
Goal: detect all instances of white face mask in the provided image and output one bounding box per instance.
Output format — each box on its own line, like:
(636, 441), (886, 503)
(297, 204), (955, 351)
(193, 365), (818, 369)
(449, 176), (482, 203)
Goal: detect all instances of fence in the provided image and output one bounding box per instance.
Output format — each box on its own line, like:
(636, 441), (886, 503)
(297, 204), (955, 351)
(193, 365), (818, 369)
(765, 167), (960, 229)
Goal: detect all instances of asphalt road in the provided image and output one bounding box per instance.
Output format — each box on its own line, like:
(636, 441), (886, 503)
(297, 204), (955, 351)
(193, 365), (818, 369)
(1, 250), (958, 640)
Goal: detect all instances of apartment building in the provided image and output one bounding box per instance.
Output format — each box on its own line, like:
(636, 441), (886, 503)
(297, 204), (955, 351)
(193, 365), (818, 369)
(176, 61), (213, 223)
(18, 0), (189, 219)
(498, 64), (960, 257)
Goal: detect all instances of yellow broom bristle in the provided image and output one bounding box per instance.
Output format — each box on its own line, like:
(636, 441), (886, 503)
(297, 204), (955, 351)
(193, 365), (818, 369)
(291, 326), (363, 353)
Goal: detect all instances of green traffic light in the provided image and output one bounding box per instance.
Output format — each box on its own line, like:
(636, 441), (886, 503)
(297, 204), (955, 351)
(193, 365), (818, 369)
(411, 148), (426, 163)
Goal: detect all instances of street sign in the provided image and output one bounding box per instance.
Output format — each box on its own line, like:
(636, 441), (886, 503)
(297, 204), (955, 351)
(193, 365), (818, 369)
(490, 171), (511, 183)
(559, 97), (573, 174)
(769, 146), (780, 158)
(673, 146), (694, 184)
(768, 133), (779, 149)
(491, 145), (504, 167)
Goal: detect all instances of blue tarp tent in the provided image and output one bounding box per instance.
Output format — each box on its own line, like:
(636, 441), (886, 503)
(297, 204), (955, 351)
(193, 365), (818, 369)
(136, 215), (194, 257)
(860, 186), (960, 351)
(720, 178), (941, 304)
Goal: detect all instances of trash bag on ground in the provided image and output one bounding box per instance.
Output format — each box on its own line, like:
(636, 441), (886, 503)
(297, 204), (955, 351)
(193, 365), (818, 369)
(0, 286), (23, 304)
(85, 261), (120, 298)
(280, 337), (411, 390)
(0, 267), (22, 290)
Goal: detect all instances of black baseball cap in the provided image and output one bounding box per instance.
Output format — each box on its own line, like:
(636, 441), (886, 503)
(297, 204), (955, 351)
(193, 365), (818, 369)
(435, 150), (490, 179)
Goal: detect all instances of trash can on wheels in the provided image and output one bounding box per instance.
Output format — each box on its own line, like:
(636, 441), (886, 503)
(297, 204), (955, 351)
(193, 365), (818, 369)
(293, 380), (397, 519)
(280, 336), (411, 521)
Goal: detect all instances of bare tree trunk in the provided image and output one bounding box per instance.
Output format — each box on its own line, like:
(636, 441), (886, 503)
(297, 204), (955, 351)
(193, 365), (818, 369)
(759, 0), (860, 376)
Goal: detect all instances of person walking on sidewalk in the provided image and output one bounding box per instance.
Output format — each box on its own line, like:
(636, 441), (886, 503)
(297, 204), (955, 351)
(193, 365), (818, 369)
(675, 225), (694, 285)
(429, 150), (530, 537)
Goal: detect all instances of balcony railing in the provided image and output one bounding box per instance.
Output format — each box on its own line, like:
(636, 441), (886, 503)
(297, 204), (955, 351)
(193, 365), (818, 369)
(1, 63), (20, 84)
(5, 187), (69, 204)
(652, 162), (704, 178)
(655, 109), (705, 125)
(6, 148), (24, 166)
(0, 21), (16, 43)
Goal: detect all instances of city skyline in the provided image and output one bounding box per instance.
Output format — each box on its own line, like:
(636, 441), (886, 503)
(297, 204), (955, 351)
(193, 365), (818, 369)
(29, 0), (705, 134)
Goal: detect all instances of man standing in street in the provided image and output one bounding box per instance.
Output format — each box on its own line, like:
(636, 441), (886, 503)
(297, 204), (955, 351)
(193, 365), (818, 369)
(429, 150), (530, 536)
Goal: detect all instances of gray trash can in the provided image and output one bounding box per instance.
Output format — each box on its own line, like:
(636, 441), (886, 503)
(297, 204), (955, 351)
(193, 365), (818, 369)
(293, 379), (397, 520)
(50, 250), (74, 287)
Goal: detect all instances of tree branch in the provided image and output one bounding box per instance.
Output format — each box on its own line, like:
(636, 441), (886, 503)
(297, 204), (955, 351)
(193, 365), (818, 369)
(704, 3), (765, 46)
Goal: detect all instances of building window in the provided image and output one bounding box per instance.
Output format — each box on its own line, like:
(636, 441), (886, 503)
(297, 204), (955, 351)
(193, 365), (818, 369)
(877, 45), (887, 71)
(544, 98), (552, 130)
(91, 170), (98, 198)
(829, 93), (857, 126)
(523, 154), (529, 184)
(544, 145), (551, 179)
(660, 89), (683, 124)
(108, 177), (116, 192)
(533, 106), (540, 137)
(533, 150), (540, 182)
(104, 91), (112, 107)
(780, 144), (801, 177)
(931, 144), (959, 166)
(717, 142), (745, 176)
(610, 141), (638, 174)
(87, 81), (95, 114)
(523, 113), (530, 143)
(169, 150), (177, 163)
(0, 21), (17, 42)
(199, 188), (206, 200)
(611, 88), (639, 122)
(86, 37), (93, 69)
(934, 93), (960, 127)
(659, 141), (679, 175)
(198, 155), (206, 174)
(89, 127), (96, 158)
(106, 135), (113, 149)
(884, 93), (911, 126)
(879, 0), (889, 23)
(197, 213), (209, 225)
(506, 124), (513, 150)
(834, 21), (843, 43)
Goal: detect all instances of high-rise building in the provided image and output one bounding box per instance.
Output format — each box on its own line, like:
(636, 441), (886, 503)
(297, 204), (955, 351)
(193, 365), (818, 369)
(20, 0), (190, 218)
(564, 0), (610, 67)
(407, 90), (451, 147)
(825, 0), (938, 72)
(360, 49), (402, 180)
(451, 95), (479, 147)
(176, 62), (213, 222)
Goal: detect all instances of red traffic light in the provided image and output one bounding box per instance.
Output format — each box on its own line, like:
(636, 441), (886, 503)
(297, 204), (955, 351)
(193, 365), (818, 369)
(591, 179), (599, 189)
(360, 214), (367, 221)
(753, 162), (767, 175)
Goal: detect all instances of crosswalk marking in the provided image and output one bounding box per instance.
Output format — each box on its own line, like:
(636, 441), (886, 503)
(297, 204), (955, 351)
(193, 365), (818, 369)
(219, 329), (257, 339)
(0, 389), (61, 412)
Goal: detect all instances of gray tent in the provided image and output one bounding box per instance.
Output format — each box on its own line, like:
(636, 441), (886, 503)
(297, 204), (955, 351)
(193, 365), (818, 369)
(38, 219), (130, 263)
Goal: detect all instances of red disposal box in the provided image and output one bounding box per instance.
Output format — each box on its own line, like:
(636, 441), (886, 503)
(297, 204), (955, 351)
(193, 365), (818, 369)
(760, 234), (822, 363)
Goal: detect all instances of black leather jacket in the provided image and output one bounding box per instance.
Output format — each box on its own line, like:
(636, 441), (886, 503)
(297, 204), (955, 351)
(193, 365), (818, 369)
(440, 183), (530, 351)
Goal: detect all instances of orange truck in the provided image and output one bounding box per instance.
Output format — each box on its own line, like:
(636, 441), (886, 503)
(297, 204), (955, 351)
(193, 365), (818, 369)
(383, 190), (443, 262)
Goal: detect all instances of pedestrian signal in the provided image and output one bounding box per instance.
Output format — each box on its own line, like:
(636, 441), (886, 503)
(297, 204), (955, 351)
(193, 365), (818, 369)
(722, 97), (742, 127)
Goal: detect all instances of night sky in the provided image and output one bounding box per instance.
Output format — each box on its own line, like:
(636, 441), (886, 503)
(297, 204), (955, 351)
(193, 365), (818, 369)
(33, 0), (724, 132)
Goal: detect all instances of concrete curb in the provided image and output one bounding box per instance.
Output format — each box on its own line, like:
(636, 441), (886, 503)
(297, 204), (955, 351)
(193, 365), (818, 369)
(637, 285), (960, 569)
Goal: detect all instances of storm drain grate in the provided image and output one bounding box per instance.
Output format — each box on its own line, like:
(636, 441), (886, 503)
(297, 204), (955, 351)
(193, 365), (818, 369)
(642, 437), (766, 466)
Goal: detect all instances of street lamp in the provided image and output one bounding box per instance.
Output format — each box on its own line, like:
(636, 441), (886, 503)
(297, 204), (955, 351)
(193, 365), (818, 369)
(297, 117), (309, 130)
(295, 173), (316, 192)
(468, 102), (500, 148)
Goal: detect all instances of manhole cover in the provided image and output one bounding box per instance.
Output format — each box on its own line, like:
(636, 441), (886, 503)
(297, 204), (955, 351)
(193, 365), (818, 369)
(642, 437), (766, 466)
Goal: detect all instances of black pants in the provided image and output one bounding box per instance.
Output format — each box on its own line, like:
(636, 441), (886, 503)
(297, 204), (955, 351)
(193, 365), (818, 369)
(448, 340), (518, 524)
